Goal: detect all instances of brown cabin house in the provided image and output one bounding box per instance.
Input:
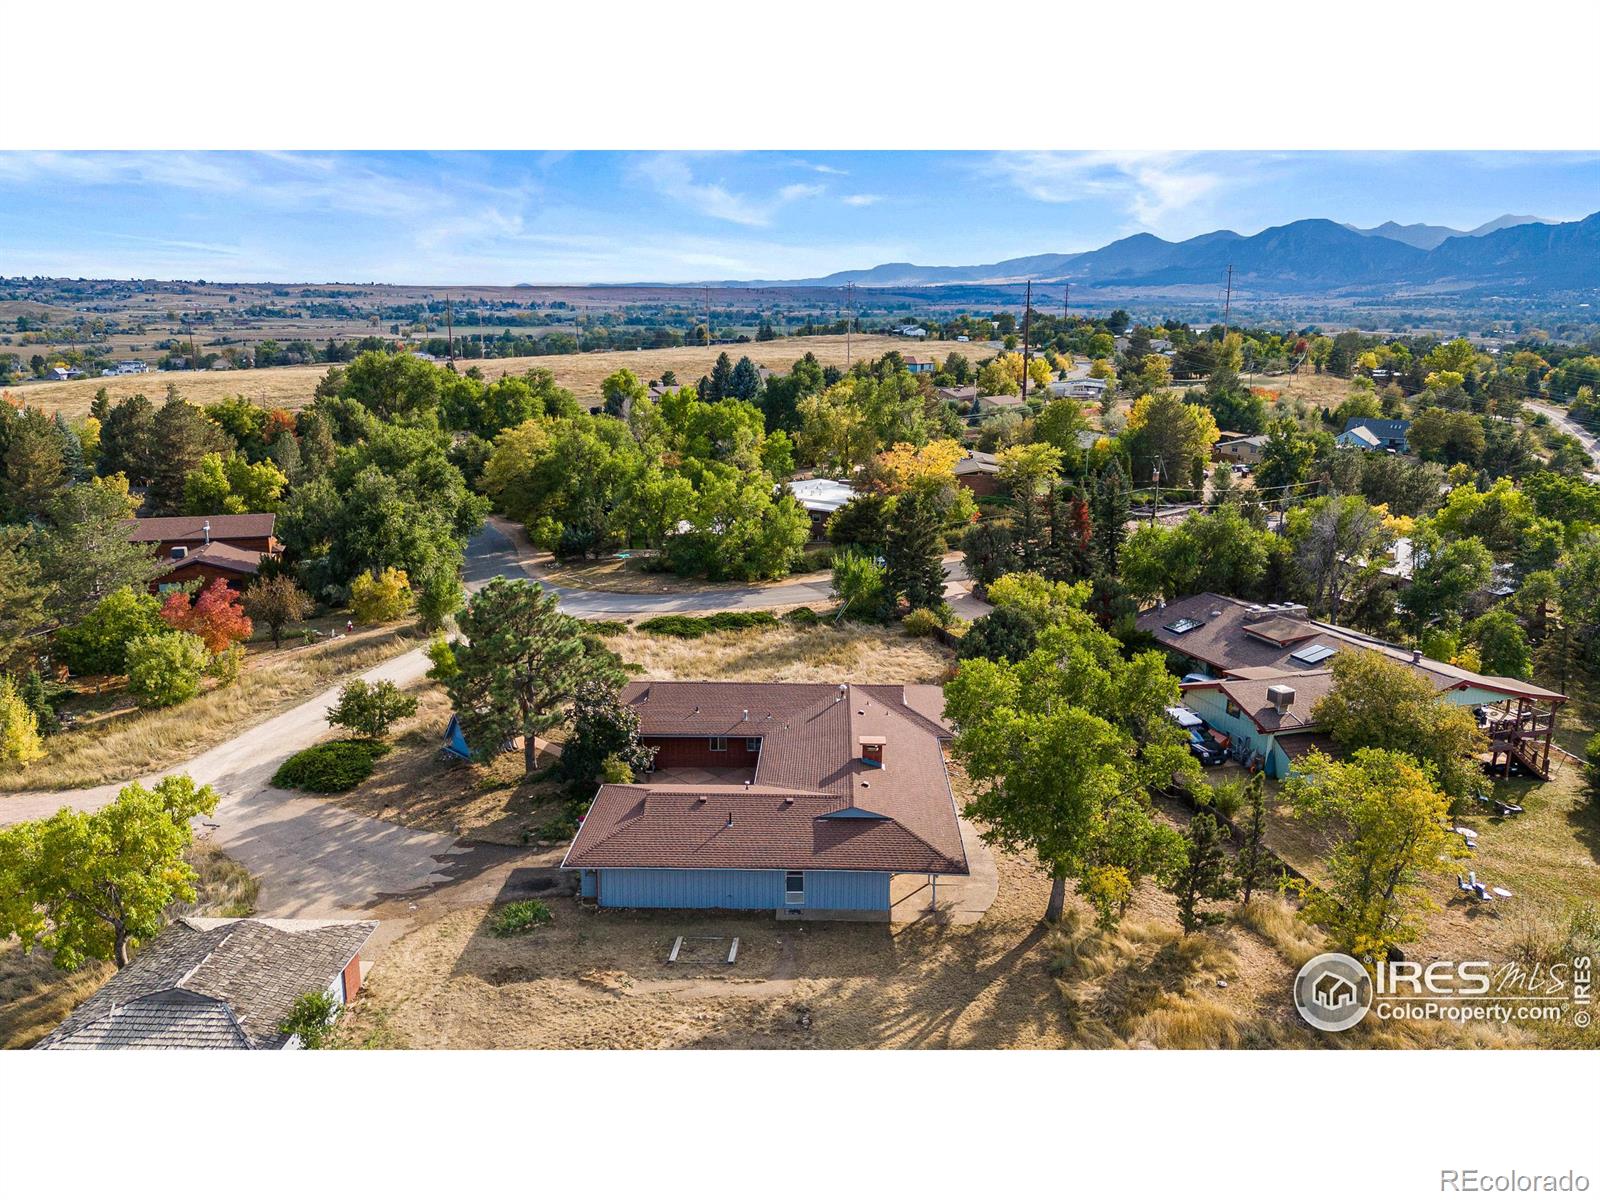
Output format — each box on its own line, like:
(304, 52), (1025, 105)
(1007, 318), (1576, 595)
(125, 513), (280, 593)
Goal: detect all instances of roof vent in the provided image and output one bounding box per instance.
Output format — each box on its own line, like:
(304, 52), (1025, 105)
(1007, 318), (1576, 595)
(1266, 684), (1297, 715)
(726, 812), (733, 828)
(1209, 608), (1222, 619)
(742, 709), (748, 721)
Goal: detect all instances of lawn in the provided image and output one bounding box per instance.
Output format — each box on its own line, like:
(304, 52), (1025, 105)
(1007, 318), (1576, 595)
(0, 621), (423, 792)
(0, 839), (258, 1049)
(16, 334), (976, 420)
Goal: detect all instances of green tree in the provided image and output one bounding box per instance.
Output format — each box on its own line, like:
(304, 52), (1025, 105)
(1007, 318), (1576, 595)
(884, 488), (946, 612)
(600, 368), (648, 418)
(1470, 608), (1531, 679)
(182, 452), (287, 515)
(1312, 650), (1485, 810)
(1401, 528), (1493, 627)
(279, 991), (340, 1049)
(97, 393), (158, 482)
(1256, 417), (1319, 493)
(1170, 810), (1237, 933)
(1234, 775), (1271, 902)
(829, 548), (887, 622)
(125, 631), (210, 708)
(414, 558), (464, 632)
(442, 578), (625, 774)
(556, 678), (654, 786)
(0, 526), (47, 665)
(1285, 748), (1454, 961)
(54, 585), (165, 676)
(957, 606), (1039, 663)
(0, 774), (220, 967)
(242, 574), (313, 649)
(326, 679), (418, 740)
(2, 408), (68, 519)
(35, 481), (166, 625)
(959, 518), (1021, 589)
(945, 605), (1198, 922)
(147, 392), (229, 514)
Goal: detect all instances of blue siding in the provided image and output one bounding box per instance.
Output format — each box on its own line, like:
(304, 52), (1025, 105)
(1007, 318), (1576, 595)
(579, 870), (597, 899)
(593, 868), (889, 911)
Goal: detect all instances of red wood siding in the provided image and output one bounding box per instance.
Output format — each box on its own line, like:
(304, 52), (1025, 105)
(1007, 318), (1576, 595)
(152, 562), (255, 593)
(341, 955), (363, 1002)
(645, 736), (761, 769)
(150, 535), (280, 556)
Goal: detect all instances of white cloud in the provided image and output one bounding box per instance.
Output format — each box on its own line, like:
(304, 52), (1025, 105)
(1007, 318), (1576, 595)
(989, 151), (1225, 230)
(632, 154), (831, 227)
(841, 193), (884, 207)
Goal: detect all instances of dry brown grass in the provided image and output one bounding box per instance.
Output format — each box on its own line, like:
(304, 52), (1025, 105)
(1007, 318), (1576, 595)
(605, 621), (955, 684)
(1234, 895), (1327, 968)
(0, 840), (258, 1049)
(322, 684), (569, 845)
(0, 623), (423, 792)
(15, 335), (977, 420)
(536, 555), (829, 596)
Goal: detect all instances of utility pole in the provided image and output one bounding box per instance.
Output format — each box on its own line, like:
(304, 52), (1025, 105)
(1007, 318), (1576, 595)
(1222, 264), (1233, 340)
(1063, 281), (1069, 323)
(445, 295), (455, 367)
(1150, 458), (1162, 528)
(704, 285), (711, 346)
(1020, 280), (1033, 406)
(846, 282), (854, 370)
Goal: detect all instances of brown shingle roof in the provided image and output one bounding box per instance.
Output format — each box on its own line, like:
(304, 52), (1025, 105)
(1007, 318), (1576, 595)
(161, 542), (265, 576)
(126, 513), (277, 543)
(564, 682), (966, 875)
(38, 918), (374, 1050)
(1141, 593), (1567, 705)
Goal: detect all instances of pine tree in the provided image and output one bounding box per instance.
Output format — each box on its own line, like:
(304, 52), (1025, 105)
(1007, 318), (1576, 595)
(1234, 774), (1271, 903)
(729, 356), (762, 401)
(1045, 485), (1095, 583)
(885, 490), (947, 612)
(1171, 810), (1237, 933)
(147, 393), (228, 514)
(1090, 462), (1130, 575)
(706, 352), (734, 402)
(52, 413), (86, 482)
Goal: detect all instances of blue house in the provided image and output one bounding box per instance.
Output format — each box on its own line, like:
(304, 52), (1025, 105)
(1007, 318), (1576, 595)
(1339, 417), (1410, 453)
(562, 681), (968, 919)
(1138, 594), (1566, 779)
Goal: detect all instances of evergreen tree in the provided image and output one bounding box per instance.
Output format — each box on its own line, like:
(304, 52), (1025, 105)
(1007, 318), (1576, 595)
(89, 387), (112, 423)
(52, 412), (86, 482)
(97, 393), (157, 482)
(1234, 774), (1271, 903)
(729, 356), (762, 402)
(1171, 810), (1237, 933)
(706, 352), (734, 402)
(1090, 462), (1130, 575)
(1045, 485), (1095, 583)
(885, 489), (946, 612)
(147, 393), (228, 514)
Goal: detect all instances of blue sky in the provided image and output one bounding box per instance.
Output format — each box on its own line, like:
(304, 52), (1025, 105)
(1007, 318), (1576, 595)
(0, 151), (1596, 285)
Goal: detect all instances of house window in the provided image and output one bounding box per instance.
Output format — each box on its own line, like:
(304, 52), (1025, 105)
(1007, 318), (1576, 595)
(745, 738), (760, 753)
(785, 872), (805, 906)
(1226, 698), (1242, 719)
(709, 736), (727, 752)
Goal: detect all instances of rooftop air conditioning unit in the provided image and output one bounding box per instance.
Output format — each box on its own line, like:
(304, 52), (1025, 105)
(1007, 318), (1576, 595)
(1266, 684), (1297, 715)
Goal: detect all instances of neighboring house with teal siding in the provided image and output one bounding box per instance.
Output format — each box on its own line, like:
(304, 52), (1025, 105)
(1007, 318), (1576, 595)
(1139, 594), (1566, 780)
(563, 681), (968, 919)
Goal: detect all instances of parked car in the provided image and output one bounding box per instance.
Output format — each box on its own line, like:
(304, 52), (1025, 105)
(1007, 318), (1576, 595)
(1187, 728), (1227, 766)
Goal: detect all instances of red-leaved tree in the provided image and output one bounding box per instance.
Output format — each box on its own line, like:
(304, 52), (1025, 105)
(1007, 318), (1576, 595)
(159, 578), (253, 654)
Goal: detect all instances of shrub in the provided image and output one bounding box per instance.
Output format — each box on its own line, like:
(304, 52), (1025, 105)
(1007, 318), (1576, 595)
(349, 566), (412, 624)
(243, 574), (312, 648)
(601, 753), (637, 783)
(326, 678), (417, 740)
(271, 739), (389, 793)
(958, 606), (1040, 663)
(125, 631), (210, 708)
(797, 545), (834, 572)
(1209, 779), (1245, 820)
(489, 899), (553, 936)
(160, 578), (252, 654)
(784, 606), (821, 626)
(278, 990), (339, 1049)
(902, 608), (943, 638)
(54, 586), (164, 676)
(636, 611), (778, 639)
(1587, 732), (1600, 800)
(584, 619), (629, 636)
(207, 643), (244, 685)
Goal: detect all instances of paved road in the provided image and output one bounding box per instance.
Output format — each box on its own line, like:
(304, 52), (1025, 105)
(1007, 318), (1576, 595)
(1528, 400), (1600, 482)
(5, 517), (989, 916)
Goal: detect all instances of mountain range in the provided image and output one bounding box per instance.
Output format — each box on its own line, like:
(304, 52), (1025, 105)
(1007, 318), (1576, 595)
(735, 212), (1598, 296)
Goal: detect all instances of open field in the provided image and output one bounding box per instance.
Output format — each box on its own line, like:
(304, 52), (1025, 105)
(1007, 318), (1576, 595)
(0, 840), (258, 1049)
(0, 621), (423, 792)
(605, 620), (955, 683)
(6, 334), (976, 420)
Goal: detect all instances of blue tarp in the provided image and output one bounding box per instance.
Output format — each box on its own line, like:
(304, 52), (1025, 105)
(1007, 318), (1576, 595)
(443, 714), (471, 760)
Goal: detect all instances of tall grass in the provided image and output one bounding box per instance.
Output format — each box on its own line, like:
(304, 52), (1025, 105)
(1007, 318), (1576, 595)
(1234, 895), (1326, 968)
(607, 622), (954, 684)
(1, 628), (423, 792)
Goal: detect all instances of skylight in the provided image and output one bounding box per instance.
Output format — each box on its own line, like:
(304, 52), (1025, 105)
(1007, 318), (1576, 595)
(1163, 617), (1204, 635)
(1290, 643), (1337, 665)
